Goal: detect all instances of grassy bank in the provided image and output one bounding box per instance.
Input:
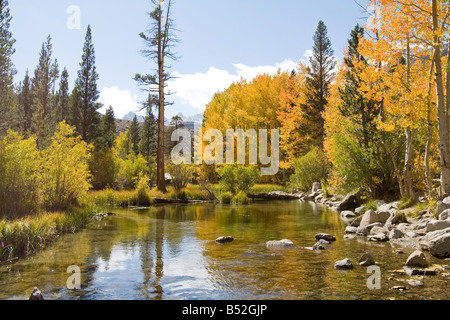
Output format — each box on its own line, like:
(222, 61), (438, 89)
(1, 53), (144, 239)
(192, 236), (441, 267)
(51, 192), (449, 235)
(0, 208), (94, 263)
(87, 184), (288, 207)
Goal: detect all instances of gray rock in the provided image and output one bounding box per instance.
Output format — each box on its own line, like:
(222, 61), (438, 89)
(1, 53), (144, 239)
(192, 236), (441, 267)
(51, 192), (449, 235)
(404, 267), (437, 276)
(370, 226), (388, 236)
(345, 226), (358, 234)
(436, 201), (450, 216)
(341, 211), (356, 218)
(216, 236), (234, 244)
(378, 203), (394, 213)
(385, 212), (400, 225)
(350, 215), (363, 227)
(313, 239), (330, 250)
(443, 196), (450, 206)
(360, 210), (379, 227)
(312, 182), (322, 193)
(266, 239), (294, 248)
(337, 194), (359, 211)
(29, 287), (44, 301)
(334, 258), (354, 270)
(359, 253), (375, 266)
(429, 233), (450, 258)
(427, 220), (450, 232)
(405, 250), (429, 268)
(368, 233), (389, 242)
(389, 228), (404, 240)
(355, 206), (367, 215)
(439, 209), (450, 221)
(315, 233), (336, 242)
(377, 211), (392, 224)
(356, 226), (369, 236)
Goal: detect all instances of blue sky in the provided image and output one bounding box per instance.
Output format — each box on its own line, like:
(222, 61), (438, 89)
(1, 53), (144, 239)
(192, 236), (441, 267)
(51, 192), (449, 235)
(9, 0), (370, 119)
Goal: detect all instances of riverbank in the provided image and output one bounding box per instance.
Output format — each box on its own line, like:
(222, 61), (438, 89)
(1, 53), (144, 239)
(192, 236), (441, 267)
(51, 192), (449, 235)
(0, 208), (94, 263)
(86, 184), (288, 207)
(294, 185), (450, 262)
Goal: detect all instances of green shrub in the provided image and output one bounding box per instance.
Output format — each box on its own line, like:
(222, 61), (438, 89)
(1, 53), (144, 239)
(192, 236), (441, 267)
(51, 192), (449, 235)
(218, 165), (260, 195)
(220, 191), (233, 204)
(234, 191), (249, 205)
(289, 146), (328, 191)
(135, 173), (151, 205)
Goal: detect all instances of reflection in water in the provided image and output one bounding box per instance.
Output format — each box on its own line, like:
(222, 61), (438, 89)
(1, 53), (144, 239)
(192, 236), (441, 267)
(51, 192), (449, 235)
(0, 201), (449, 300)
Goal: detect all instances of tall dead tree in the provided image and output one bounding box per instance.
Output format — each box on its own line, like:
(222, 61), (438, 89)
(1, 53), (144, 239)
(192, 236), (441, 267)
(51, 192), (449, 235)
(135, 0), (178, 192)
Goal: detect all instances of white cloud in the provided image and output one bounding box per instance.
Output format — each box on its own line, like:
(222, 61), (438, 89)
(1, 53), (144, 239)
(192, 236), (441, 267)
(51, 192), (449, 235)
(167, 58), (300, 112)
(99, 87), (141, 118)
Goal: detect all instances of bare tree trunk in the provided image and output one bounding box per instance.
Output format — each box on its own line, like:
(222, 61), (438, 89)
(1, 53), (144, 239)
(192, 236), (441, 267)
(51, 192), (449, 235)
(404, 127), (415, 200)
(403, 35), (415, 200)
(425, 57), (436, 199)
(433, 0), (450, 198)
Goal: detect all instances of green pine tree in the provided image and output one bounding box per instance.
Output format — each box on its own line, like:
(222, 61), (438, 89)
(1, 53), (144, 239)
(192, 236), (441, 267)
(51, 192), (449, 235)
(130, 115), (141, 156)
(73, 24), (101, 143)
(55, 67), (70, 124)
(338, 25), (380, 148)
(0, 0), (16, 135)
(98, 106), (116, 151)
(304, 20), (336, 150)
(139, 97), (158, 164)
(17, 70), (32, 134)
(31, 35), (59, 148)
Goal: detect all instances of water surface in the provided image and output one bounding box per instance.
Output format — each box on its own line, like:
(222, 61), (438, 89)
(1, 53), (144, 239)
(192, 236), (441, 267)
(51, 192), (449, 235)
(1, 201), (449, 300)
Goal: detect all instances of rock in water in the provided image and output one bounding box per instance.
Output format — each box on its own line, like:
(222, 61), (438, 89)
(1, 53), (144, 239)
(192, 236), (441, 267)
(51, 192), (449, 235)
(266, 239), (294, 248)
(337, 194), (359, 211)
(315, 233), (336, 242)
(334, 258), (354, 270)
(312, 182), (322, 193)
(216, 236), (234, 244)
(359, 253), (375, 266)
(29, 287), (44, 300)
(429, 233), (450, 258)
(405, 250), (429, 268)
(360, 210), (379, 228)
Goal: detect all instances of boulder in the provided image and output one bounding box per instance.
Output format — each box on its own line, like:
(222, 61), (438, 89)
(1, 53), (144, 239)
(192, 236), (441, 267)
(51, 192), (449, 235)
(436, 200), (450, 217)
(345, 226), (358, 234)
(370, 226), (388, 236)
(443, 196), (450, 206)
(429, 233), (450, 258)
(266, 239), (295, 248)
(350, 215), (363, 227)
(389, 228), (404, 240)
(216, 236), (234, 244)
(439, 209), (450, 221)
(360, 210), (379, 228)
(356, 226), (369, 236)
(29, 287), (44, 301)
(385, 212), (400, 226)
(315, 233), (336, 242)
(426, 220), (450, 233)
(405, 250), (429, 268)
(313, 239), (330, 251)
(341, 211), (356, 219)
(312, 182), (322, 193)
(334, 258), (354, 270)
(359, 253), (375, 266)
(337, 194), (360, 211)
(368, 233), (389, 242)
(377, 211), (392, 224)
(355, 206), (367, 215)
